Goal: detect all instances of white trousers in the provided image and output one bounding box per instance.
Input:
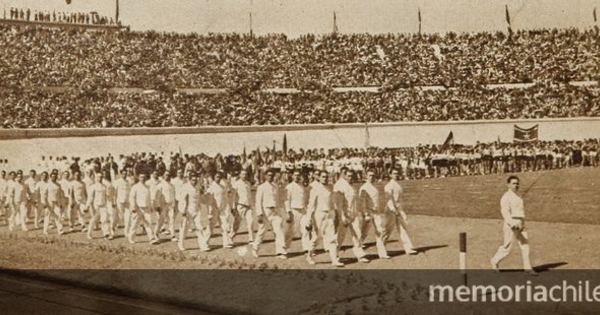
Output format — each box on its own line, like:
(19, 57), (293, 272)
(253, 207), (286, 255)
(285, 209), (317, 253)
(491, 222), (533, 270)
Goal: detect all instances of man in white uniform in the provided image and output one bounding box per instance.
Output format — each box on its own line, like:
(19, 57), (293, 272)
(24, 170), (40, 229)
(334, 167), (370, 263)
(207, 172), (234, 248)
(359, 170), (389, 259)
(491, 176), (537, 275)
(112, 169), (131, 237)
(128, 173), (159, 245)
(7, 172), (29, 231)
(157, 172), (177, 241)
(252, 169), (287, 259)
(307, 170), (344, 267)
(231, 170), (254, 244)
(86, 172), (114, 240)
(42, 172), (64, 235)
(285, 169), (317, 265)
(178, 173), (217, 252)
(67, 171), (87, 231)
(384, 168), (418, 255)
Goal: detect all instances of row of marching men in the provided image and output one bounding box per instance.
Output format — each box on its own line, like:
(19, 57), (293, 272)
(0, 166), (419, 267)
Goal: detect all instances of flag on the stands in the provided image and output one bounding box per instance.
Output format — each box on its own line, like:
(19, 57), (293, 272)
(283, 134), (288, 158)
(364, 124), (370, 149)
(514, 125), (539, 143)
(256, 146), (263, 165)
(242, 144), (247, 164)
(115, 0), (119, 23)
(442, 131), (454, 149)
(505, 5), (512, 32)
(249, 12), (253, 36)
(333, 11), (339, 34)
(418, 8), (422, 34)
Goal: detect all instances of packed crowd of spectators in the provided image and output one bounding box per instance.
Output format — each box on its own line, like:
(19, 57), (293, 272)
(1, 139), (598, 184)
(1, 84), (598, 128)
(0, 24), (598, 90)
(6, 7), (115, 26)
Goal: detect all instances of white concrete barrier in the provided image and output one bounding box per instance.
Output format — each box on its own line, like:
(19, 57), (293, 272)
(1, 118), (599, 170)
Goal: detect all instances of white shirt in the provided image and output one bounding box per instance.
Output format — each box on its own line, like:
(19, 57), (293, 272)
(286, 181), (307, 212)
(87, 182), (109, 208)
(130, 182), (151, 208)
(45, 181), (63, 205)
(207, 181), (230, 211)
(501, 189), (525, 220)
(359, 181), (383, 213)
(384, 179), (403, 212)
(69, 180), (87, 204)
(333, 178), (358, 215)
(255, 181), (279, 215)
(8, 181), (28, 204)
(157, 180), (176, 206)
(172, 177), (187, 202)
(113, 177), (130, 204)
(307, 182), (335, 216)
(232, 178), (252, 207)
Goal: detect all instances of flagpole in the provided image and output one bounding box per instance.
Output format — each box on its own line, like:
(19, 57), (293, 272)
(594, 7), (598, 30)
(333, 11), (338, 34)
(249, 0), (254, 36)
(418, 8), (422, 35)
(505, 4), (512, 34)
(115, 0), (119, 24)
(249, 12), (253, 36)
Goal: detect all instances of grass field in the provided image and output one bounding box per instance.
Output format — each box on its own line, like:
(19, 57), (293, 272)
(2, 166), (599, 314)
(401, 167), (600, 225)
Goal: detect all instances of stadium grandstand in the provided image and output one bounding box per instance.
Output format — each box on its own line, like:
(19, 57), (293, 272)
(0, 1), (599, 128)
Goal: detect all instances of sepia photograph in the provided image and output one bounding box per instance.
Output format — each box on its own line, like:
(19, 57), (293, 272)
(1, 0), (600, 314)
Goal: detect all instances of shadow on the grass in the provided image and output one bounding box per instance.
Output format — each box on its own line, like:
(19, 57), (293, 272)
(388, 244), (449, 257)
(499, 261), (567, 273)
(534, 261), (568, 272)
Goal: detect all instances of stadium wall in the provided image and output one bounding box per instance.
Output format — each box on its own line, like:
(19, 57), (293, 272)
(1, 118), (599, 170)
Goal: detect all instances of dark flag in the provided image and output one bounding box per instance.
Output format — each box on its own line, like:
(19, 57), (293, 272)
(442, 131), (454, 149)
(256, 146), (263, 165)
(418, 8), (422, 34)
(115, 0), (119, 23)
(333, 11), (338, 34)
(283, 134), (288, 158)
(505, 4), (512, 33)
(594, 7), (597, 23)
(66, 0), (72, 4)
(514, 125), (539, 143)
(242, 144), (247, 164)
(249, 12), (253, 36)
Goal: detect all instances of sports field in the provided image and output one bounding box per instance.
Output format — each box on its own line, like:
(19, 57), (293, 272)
(2, 165), (598, 314)
(2, 165), (598, 270)
(402, 167), (600, 225)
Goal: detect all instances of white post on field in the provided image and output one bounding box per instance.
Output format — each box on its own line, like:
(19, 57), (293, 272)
(459, 232), (467, 285)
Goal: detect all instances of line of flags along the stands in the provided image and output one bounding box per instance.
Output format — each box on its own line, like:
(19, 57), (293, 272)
(243, 125), (538, 162)
(48, 3), (599, 36)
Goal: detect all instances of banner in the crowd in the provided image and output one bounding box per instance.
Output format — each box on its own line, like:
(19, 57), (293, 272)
(514, 124), (539, 143)
(442, 131), (454, 148)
